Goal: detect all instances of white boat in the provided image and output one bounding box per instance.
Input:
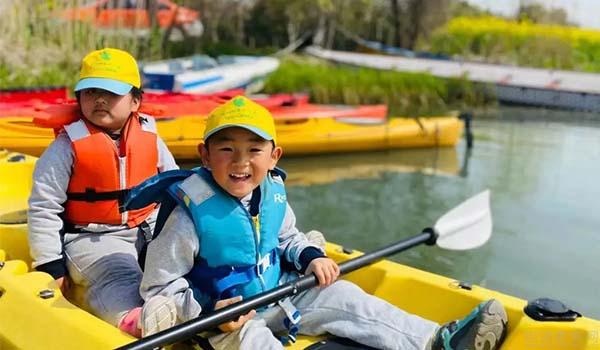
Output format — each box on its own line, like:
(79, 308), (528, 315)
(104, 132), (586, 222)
(141, 55), (280, 93)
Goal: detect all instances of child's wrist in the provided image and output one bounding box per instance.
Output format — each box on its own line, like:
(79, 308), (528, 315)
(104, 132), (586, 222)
(299, 247), (326, 273)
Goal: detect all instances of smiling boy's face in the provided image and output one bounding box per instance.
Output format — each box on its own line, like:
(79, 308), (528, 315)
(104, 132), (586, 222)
(201, 127), (283, 199)
(79, 88), (140, 131)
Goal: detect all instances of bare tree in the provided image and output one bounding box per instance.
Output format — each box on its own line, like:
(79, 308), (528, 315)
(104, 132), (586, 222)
(390, 0), (403, 47)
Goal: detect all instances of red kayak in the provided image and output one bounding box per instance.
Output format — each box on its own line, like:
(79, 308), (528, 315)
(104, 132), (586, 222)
(1, 88), (307, 117)
(0, 86), (68, 103)
(3, 89), (387, 122)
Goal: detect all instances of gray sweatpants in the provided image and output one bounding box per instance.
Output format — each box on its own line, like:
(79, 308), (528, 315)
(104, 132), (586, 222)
(63, 224), (149, 326)
(209, 279), (438, 350)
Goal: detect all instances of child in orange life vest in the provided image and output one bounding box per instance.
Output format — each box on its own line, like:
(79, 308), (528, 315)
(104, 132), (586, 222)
(27, 48), (178, 338)
(138, 96), (508, 349)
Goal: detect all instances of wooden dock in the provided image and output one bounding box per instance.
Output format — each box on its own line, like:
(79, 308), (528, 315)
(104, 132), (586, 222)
(306, 46), (600, 112)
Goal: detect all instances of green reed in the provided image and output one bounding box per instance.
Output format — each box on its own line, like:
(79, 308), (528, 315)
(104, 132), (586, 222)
(264, 56), (490, 116)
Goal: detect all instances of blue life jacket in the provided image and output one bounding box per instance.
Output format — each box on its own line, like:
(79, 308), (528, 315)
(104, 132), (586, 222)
(167, 167), (287, 302)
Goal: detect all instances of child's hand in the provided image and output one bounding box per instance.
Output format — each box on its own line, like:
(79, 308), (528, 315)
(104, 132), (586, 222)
(214, 296), (257, 332)
(56, 276), (70, 294)
(305, 257), (340, 287)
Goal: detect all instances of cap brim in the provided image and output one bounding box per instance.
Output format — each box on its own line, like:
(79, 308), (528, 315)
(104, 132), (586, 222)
(74, 78), (133, 95)
(204, 124), (274, 142)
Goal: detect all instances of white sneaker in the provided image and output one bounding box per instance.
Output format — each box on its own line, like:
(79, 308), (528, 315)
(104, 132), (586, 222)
(141, 295), (178, 337)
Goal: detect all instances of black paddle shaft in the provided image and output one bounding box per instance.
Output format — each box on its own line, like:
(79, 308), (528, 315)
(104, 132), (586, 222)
(117, 229), (436, 350)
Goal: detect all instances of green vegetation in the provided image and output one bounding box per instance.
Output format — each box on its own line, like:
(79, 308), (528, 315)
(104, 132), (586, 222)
(426, 16), (600, 72)
(264, 56), (491, 116)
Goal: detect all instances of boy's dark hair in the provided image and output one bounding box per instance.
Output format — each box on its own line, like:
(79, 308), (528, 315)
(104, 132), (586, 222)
(75, 86), (144, 102)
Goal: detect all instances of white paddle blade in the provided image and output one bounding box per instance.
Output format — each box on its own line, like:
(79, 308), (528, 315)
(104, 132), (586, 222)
(434, 190), (492, 250)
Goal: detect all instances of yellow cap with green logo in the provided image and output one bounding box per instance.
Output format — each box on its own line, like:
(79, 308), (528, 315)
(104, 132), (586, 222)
(74, 48), (141, 95)
(204, 96), (277, 143)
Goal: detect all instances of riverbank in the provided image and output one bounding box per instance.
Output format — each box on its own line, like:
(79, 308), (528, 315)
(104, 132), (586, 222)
(264, 56), (492, 116)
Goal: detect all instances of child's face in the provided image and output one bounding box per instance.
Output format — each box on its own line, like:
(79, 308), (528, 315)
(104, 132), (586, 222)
(200, 127), (283, 199)
(79, 88), (140, 131)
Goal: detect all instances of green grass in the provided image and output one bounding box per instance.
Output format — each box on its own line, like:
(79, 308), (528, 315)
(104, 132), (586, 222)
(264, 56), (491, 116)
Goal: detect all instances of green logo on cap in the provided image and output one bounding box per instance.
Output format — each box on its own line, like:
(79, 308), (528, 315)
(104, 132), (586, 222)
(100, 51), (112, 61)
(233, 97), (245, 107)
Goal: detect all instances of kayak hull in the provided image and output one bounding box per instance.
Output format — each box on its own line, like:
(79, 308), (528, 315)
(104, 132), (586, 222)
(0, 115), (463, 160)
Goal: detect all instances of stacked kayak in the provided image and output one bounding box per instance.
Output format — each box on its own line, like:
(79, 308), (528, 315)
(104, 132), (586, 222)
(160, 114), (463, 160)
(141, 54), (280, 94)
(1, 90), (387, 122)
(0, 86), (68, 103)
(0, 114), (463, 160)
(0, 87), (69, 117)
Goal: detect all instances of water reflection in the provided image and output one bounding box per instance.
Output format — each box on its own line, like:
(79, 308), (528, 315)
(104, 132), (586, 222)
(279, 147), (462, 186)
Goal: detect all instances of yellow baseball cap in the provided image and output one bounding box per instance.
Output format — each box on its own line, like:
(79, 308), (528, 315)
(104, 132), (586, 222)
(204, 96), (277, 143)
(74, 48), (141, 95)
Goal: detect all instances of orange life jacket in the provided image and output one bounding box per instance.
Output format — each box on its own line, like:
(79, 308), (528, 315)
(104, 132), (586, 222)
(63, 114), (159, 227)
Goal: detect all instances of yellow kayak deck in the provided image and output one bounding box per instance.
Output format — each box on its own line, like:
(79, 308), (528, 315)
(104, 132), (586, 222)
(1, 236), (599, 350)
(0, 114), (463, 160)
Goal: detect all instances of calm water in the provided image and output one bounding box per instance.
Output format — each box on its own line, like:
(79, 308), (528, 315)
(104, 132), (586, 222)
(278, 110), (600, 319)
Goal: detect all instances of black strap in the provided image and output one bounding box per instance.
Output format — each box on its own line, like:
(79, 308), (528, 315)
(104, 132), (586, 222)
(67, 188), (130, 204)
(138, 197), (178, 269)
(249, 186), (261, 217)
(192, 334), (216, 350)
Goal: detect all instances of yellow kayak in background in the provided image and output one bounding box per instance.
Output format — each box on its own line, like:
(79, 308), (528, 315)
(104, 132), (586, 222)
(1, 151), (600, 349)
(0, 114), (463, 160)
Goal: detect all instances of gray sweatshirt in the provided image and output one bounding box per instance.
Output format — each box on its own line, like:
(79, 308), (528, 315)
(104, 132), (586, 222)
(140, 192), (325, 322)
(27, 128), (178, 278)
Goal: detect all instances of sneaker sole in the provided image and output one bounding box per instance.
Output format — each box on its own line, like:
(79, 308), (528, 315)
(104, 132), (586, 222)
(473, 299), (508, 350)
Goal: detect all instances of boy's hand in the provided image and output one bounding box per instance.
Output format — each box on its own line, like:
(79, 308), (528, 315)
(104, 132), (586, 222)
(306, 257), (340, 287)
(56, 276), (70, 294)
(215, 296), (257, 332)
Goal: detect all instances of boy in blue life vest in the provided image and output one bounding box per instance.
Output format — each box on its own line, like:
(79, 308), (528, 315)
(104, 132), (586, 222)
(27, 48), (178, 338)
(138, 96), (508, 349)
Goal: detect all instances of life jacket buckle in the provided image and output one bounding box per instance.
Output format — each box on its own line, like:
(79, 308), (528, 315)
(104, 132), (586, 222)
(256, 254), (272, 275)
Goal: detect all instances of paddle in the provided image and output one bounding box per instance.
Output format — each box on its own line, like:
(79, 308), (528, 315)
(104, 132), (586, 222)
(117, 189), (491, 350)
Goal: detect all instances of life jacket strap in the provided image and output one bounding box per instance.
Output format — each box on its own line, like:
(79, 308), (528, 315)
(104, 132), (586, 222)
(67, 187), (130, 203)
(277, 297), (301, 344)
(212, 249), (278, 296)
(188, 249), (279, 298)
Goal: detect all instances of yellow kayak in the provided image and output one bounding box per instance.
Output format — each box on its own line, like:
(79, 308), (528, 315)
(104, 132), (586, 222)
(0, 150), (36, 268)
(2, 235), (600, 349)
(0, 149), (35, 222)
(1, 152), (600, 349)
(0, 114), (463, 160)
